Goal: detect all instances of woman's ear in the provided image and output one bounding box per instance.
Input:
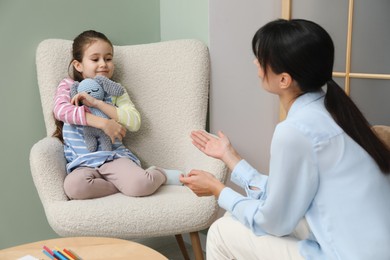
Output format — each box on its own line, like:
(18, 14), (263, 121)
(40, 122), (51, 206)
(72, 60), (83, 73)
(279, 72), (293, 89)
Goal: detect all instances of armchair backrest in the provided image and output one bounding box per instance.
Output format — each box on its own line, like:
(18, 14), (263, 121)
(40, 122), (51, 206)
(36, 39), (210, 170)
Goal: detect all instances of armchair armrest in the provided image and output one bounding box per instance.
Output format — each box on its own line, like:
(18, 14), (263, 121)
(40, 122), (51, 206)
(30, 137), (69, 205)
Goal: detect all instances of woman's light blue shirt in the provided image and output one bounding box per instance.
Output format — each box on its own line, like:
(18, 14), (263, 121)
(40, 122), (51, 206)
(218, 90), (390, 260)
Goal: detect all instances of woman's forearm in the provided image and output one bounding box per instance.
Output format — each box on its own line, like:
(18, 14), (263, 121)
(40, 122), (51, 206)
(222, 147), (243, 171)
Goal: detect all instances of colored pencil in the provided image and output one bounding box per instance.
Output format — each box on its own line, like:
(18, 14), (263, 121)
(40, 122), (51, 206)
(42, 249), (55, 259)
(43, 245), (54, 256)
(66, 249), (82, 260)
(63, 248), (77, 260)
(53, 250), (69, 260)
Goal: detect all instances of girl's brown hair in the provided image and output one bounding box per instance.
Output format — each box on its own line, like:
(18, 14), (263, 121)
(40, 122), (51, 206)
(52, 30), (113, 142)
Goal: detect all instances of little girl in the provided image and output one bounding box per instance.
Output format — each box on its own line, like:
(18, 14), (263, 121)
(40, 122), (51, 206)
(53, 30), (181, 200)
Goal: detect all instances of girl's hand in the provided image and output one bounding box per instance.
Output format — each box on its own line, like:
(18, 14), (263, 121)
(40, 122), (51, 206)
(102, 119), (126, 143)
(179, 169), (225, 197)
(71, 92), (100, 107)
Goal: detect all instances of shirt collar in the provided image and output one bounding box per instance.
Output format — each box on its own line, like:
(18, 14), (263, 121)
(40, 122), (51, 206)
(287, 90), (325, 118)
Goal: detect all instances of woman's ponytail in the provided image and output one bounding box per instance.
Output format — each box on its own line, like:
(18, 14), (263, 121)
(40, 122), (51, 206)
(325, 80), (390, 173)
(252, 19), (389, 174)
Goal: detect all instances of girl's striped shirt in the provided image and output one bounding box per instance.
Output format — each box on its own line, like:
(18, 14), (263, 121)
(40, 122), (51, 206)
(53, 77), (142, 172)
(53, 78), (141, 131)
(63, 123), (140, 173)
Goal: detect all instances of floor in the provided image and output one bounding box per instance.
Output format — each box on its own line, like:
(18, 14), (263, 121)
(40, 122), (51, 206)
(135, 235), (205, 260)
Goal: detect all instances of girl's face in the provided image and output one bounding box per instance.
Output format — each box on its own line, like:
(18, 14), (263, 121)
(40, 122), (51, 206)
(74, 39), (114, 79)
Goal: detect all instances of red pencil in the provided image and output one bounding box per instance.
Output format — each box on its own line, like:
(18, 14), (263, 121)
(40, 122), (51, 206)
(63, 248), (78, 260)
(43, 245), (54, 256)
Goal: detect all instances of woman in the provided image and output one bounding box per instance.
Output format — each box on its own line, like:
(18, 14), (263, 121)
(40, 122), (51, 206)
(180, 19), (390, 260)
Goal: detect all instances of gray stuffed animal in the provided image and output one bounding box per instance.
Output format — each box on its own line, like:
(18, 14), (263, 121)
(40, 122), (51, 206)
(70, 75), (125, 152)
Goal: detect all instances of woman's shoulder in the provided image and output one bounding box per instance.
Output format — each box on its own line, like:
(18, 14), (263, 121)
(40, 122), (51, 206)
(279, 106), (343, 145)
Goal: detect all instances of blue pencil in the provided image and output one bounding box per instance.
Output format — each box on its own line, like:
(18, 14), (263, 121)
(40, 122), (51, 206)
(53, 250), (69, 260)
(42, 249), (55, 259)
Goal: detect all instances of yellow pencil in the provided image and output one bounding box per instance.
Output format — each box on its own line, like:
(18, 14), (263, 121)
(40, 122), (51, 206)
(55, 246), (74, 260)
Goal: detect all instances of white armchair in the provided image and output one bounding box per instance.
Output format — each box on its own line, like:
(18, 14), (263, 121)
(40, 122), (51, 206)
(30, 38), (227, 259)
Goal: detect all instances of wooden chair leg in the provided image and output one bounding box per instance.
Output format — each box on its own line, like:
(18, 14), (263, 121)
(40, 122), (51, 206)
(175, 234), (190, 260)
(190, 231), (204, 260)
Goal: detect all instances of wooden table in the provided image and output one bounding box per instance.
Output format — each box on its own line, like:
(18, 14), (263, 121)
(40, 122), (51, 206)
(0, 237), (168, 260)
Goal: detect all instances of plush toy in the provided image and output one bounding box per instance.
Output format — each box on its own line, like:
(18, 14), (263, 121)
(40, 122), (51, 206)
(70, 76), (125, 152)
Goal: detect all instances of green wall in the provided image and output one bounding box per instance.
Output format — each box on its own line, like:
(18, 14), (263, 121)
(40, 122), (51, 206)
(160, 0), (209, 44)
(0, 0), (208, 249)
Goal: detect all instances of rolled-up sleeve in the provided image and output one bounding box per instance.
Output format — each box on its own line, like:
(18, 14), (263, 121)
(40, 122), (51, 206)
(230, 159), (268, 199)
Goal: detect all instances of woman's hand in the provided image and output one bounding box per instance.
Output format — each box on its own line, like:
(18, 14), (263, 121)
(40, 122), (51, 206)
(71, 92), (101, 107)
(180, 170), (225, 197)
(191, 130), (230, 160)
(191, 130), (242, 170)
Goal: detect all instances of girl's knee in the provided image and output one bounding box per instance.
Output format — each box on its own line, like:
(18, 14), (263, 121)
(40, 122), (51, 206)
(64, 176), (87, 199)
(63, 169), (95, 199)
(121, 180), (160, 197)
(121, 168), (165, 197)
(64, 177), (83, 199)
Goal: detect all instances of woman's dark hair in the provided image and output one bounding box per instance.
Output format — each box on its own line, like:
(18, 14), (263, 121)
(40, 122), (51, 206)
(52, 30), (113, 142)
(252, 19), (389, 173)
